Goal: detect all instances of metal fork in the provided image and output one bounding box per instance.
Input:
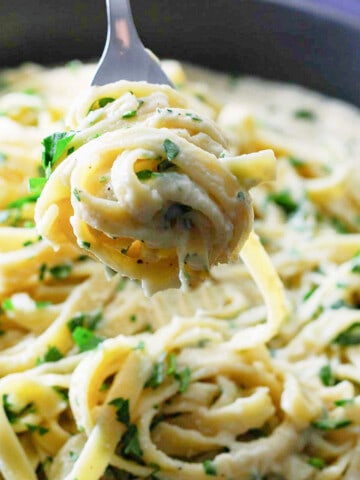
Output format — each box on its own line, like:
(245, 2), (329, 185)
(92, 0), (172, 86)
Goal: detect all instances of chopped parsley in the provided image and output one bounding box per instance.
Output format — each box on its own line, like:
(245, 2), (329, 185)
(203, 459), (217, 476)
(122, 110), (137, 119)
(330, 217), (349, 233)
(157, 159), (174, 172)
(136, 170), (155, 181)
(99, 175), (109, 183)
(308, 457), (325, 469)
(319, 364), (336, 386)
(145, 353), (166, 389)
(145, 353), (191, 393)
(35, 300), (52, 309)
(36, 346), (63, 365)
(133, 340), (146, 351)
(2, 394), (35, 423)
(195, 93), (206, 103)
(48, 263), (72, 280)
(28, 177), (47, 196)
(163, 139), (180, 161)
(334, 398), (355, 407)
(39, 263), (47, 281)
(108, 397), (130, 424)
(288, 155), (306, 168)
(26, 423), (49, 435)
(237, 191), (246, 201)
(67, 309), (102, 332)
(119, 424), (143, 463)
(71, 326), (104, 352)
(73, 188), (81, 201)
(0, 152), (7, 164)
(333, 323), (360, 346)
(177, 366), (191, 393)
(89, 97), (115, 112)
(42, 131), (75, 178)
(69, 450), (79, 461)
(330, 299), (350, 309)
(166, 352), (177, 376)
(1, 298), (14, 311)
(303, 285), (318, 301)
(80, 241), (91, 249)
(351, 254), (360, 274)
(312, 418), (351, 430)
(185, 112), (202, 121)
(99, 376), (113, 392)
(52, 386), (69, 402)
(267, 190), (298, 215)
(294, 109), (316, 120)
(7, 193), (39, 209)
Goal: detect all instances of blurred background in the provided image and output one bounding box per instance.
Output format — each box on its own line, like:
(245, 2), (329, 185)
(0, 0), (359, 104)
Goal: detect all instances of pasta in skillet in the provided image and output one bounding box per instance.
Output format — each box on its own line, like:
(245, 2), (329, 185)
(0, 59), (359, 480)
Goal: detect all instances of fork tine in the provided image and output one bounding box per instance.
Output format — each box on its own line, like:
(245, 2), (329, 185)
(92, 0), (172, 86)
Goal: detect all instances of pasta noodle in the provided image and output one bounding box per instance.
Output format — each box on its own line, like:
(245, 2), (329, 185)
(0, 59), (359, 480)
(34, 80), (275, 294)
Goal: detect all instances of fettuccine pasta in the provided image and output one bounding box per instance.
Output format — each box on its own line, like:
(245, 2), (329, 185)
(34, 80), (275, 294)
(0, 59), (359, 480)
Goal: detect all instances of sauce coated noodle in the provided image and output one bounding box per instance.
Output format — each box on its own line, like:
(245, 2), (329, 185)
(0, 60), (359, 480)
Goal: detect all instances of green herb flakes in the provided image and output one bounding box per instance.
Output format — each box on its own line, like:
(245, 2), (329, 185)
(303, 285), (318, 301)
(52, 386), (69, 402)
(1, 298), (14, 311)
(133, 340), (146, 351)
(7, 193), (39, 209)
(72, 326), (104, 352)
(312, 418), (351, 430)
(145, 353), (166, 389)
(69, 451), (79, 461)
(49, 263), (72, 280)
(122, 110), (137, 119)
(2, 394), (35, 423)
(36, 346), (63, 365)
(0, 152), (7, 164)
(319, 364), (336, 386)
(308, 457), (325, 469)
(267, 190), (298, 215)
(73, 188), (81, 201)
(136, 170), (155, 181)
(333, 322), (360, 346)
(288, 156), (305, 167)
(294, 109), (316, 120)
(42, 131), (75, 178)
(89, 97), (115, 112)
(108, 397), (130, 424)
(334, 398), (355, 407)
(26, 423), (49, 435)
(120, 424), (143, 462)
(67, 309), (102, 332)
(203, 459), (217, 476)
(163, 139), (180, 161)
(145, 353), (191, 393)
(28, 177), (47, 196)
(35, 300), (51, 309)
(157, 159), (174, 172)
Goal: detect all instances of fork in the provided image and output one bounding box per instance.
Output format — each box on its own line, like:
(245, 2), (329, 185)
(92, 0), (172, 87)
